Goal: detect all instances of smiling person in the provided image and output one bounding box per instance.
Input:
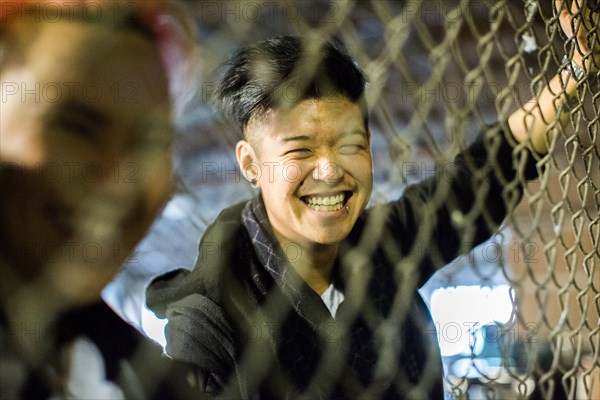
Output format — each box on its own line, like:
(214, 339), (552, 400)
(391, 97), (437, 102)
(146, 2), (599, 399)
(0, 0), (204, 398)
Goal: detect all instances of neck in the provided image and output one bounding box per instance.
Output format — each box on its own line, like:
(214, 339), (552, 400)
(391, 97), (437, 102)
(276, 236), (339, 295)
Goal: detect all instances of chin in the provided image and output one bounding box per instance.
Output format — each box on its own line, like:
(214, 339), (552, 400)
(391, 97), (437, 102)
(308, 231), (348, 246)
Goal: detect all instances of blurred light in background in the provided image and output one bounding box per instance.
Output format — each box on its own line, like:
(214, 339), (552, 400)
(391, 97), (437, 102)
(429, 284), (513, 357)
(142, 305), (168, 348)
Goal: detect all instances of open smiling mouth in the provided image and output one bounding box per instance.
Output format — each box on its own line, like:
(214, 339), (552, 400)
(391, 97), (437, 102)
(301, 191), (352, 212)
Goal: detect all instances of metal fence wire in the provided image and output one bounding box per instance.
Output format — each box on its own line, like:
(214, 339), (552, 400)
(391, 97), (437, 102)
(154, 0), (600, 398)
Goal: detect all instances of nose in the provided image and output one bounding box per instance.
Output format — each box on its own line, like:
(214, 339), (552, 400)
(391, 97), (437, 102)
(312, 153), (344, 185)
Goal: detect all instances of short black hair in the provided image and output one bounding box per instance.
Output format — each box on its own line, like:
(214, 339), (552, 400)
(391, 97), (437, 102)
(215, 36), (368, 137)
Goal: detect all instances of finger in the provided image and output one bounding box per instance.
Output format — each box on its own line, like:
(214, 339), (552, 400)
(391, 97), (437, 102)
(556, 0), (575, 38)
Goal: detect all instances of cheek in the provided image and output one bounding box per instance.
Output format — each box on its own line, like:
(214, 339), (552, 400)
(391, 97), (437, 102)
(0, 120), (45, 167)
(130, 159), (172, 238)
(282, 161), (307, 185)
(364, 168), (374, 191)
(0, 166), (49, 244)
(142, 156), (172, 204)
(345, 156), (372, 182)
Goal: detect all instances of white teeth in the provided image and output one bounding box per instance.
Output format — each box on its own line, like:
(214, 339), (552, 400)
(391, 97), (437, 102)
(306, 194), (344, 206)
(308, 203), (343, 212)
(304, 193), (346, 212)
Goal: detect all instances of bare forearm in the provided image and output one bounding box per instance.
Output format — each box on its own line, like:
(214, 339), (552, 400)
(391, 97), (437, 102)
(511, 0), (600, 155)
(507, 71), (578, 155)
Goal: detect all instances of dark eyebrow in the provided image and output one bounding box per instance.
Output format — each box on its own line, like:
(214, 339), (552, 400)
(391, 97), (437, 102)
(280, 135), (312, 143)
(280, 130), (367, 144)
(337, 129), (368, 140)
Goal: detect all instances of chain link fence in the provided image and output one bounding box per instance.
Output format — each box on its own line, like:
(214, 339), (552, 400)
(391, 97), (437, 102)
(110, 1), (599, 398)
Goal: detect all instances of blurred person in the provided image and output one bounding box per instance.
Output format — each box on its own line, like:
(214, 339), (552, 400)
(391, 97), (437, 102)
(147, 0), (599, 399)
(0, 0), (206, 398)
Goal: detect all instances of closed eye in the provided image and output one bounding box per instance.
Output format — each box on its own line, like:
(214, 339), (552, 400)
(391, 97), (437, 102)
(285, 148), (312, 157)
(52, 111), (102, 140)
(49, 102), (107, 141)
(339, 144), (366, 155)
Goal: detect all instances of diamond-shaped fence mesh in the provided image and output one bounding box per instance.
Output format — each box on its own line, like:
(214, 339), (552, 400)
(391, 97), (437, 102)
(129, 0), (599, 398)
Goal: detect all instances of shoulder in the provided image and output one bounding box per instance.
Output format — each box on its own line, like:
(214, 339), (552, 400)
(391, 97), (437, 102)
(146, 199), (252, 317)
(208, 200), (248, 230)
(196, 200), (251, 267)
(57, 301), (142, 362)
(52, 301), (201, 399)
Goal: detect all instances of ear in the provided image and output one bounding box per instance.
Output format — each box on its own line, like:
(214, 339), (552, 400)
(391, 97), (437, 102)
(236, 140), (260, 188)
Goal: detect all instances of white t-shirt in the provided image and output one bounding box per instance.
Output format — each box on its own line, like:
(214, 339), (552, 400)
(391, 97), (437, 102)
(320, 284), (345, 318)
